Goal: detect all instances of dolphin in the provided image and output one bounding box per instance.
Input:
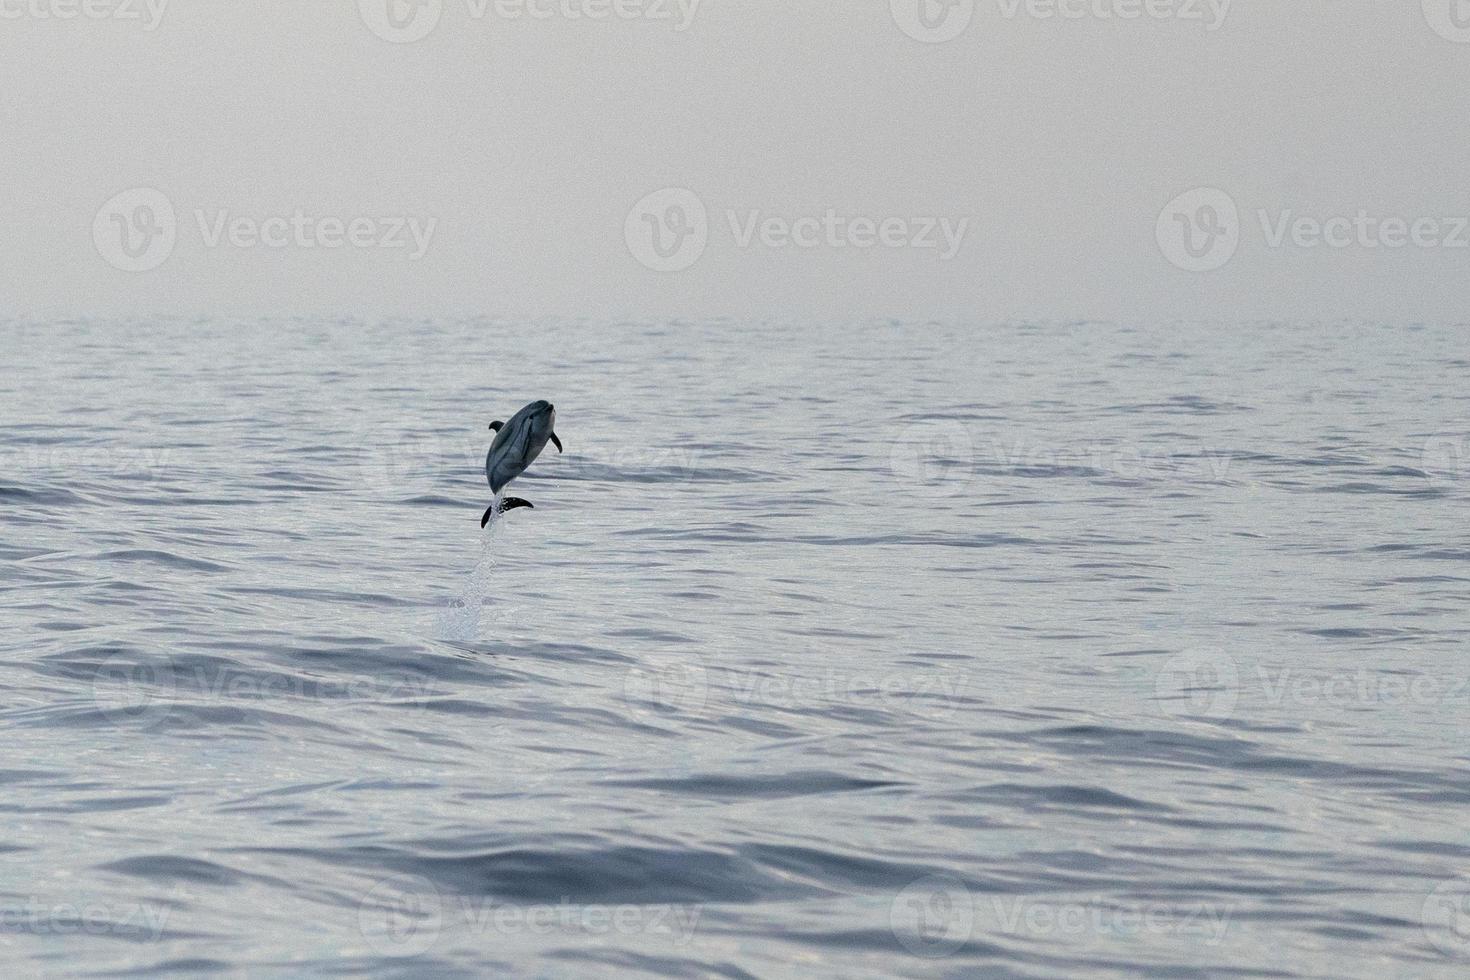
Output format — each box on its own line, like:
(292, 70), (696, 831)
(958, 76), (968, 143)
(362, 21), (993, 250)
(481, 399), (563, 528)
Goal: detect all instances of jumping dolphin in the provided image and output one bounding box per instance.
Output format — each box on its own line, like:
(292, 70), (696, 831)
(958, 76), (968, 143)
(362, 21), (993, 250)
(481, 399), (563, 528)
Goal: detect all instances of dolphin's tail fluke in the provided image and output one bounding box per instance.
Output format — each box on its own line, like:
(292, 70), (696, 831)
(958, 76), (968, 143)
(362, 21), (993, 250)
(481, 497), (534, 528)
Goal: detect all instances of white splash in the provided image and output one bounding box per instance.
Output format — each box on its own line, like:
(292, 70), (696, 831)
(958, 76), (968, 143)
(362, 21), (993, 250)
(433, 494), (513, 640)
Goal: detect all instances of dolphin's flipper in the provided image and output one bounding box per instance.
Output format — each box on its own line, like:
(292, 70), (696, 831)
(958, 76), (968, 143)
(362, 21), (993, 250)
(481, 497), (534, 528)
(489, 421), (503, 432)
(550, 433), (563, 453)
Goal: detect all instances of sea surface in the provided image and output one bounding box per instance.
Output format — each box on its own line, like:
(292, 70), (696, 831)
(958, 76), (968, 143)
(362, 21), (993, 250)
(2, 318), (1469, 978)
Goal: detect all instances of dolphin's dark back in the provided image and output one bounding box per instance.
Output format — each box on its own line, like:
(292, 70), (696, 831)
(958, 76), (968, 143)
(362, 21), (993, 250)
(486, 400), (555, 494)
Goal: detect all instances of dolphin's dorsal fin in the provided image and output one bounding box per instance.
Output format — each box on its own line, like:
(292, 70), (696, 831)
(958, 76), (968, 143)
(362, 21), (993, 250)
(488, 421), (503, 432)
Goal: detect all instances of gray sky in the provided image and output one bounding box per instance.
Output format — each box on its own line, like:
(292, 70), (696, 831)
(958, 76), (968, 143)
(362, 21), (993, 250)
(4, 0), (1470, 321)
